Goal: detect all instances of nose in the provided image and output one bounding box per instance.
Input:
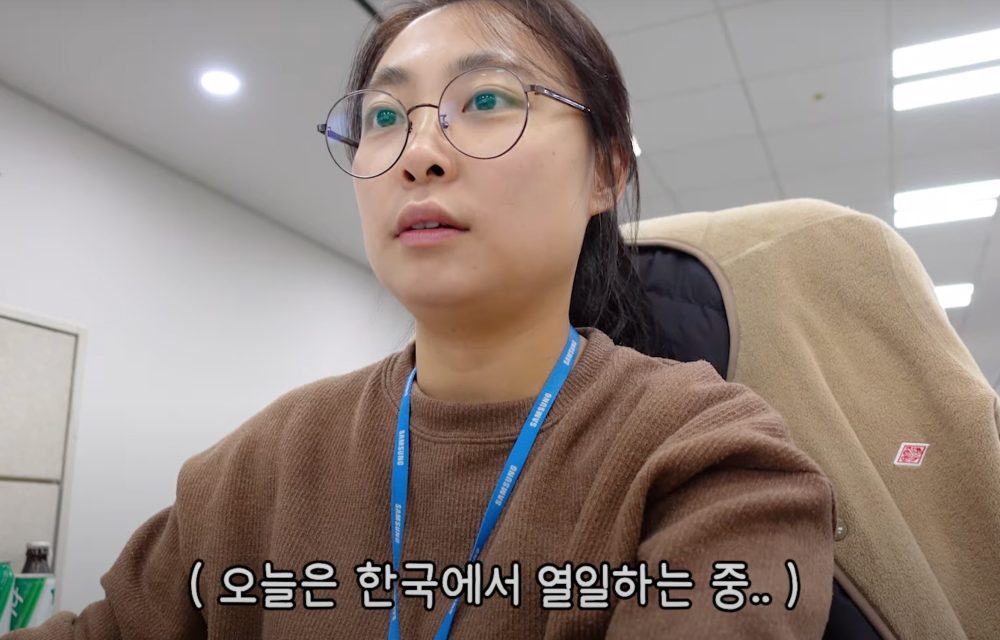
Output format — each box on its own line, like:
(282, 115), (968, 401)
(395, 103), (457, 183)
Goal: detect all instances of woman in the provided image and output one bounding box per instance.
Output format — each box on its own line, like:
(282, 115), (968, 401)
(9, 1), (836, 638)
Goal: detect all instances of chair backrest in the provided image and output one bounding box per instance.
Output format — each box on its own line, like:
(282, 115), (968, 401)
(632, 242), (883, 639)
(626, 198), (1000, 640)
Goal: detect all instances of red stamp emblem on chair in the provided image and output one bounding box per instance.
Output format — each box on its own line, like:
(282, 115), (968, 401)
(894, 442), (929, 467)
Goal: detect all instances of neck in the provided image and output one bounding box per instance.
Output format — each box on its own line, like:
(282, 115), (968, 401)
(412, 313), (587, 403)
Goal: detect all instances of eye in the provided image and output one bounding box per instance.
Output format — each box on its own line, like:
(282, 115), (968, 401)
(364, 105), (403, 130)
(463, 89), (521, 112)
(469, 91), (498, 111)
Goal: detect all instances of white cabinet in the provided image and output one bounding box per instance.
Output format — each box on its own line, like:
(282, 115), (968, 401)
(0, 316), (75, 480)
(0, 481), (60, 569)
(0, 308), (83, 606)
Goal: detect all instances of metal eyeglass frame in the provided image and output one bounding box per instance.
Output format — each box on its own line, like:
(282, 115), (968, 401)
(316, 66), (592, 179)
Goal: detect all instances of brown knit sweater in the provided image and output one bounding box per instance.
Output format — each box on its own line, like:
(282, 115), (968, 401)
(7, 327), (836, 639)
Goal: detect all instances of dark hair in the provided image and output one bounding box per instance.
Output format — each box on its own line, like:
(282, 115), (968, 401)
(347, 0), (657, 354)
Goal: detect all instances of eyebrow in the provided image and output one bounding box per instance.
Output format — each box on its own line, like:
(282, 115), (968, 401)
(366, 51), (533, 91)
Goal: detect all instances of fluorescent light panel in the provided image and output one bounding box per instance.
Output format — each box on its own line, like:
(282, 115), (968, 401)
(893, 179), (1000, 228)
(894, 179), (1000, 210)
(934, 283), (974, 309)
(893, 27), (1000, 79)
(894, 199), (997, 228)
(893, 64), (1000, 110)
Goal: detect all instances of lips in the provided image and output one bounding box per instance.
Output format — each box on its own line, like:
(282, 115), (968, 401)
(395, 202), (468, 237)
(397, 226), (466, 247)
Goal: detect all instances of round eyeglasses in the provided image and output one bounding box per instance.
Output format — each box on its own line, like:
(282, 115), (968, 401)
(316, 66), (591, 179)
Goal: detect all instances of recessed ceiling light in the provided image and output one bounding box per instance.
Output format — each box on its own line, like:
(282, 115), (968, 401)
(934, 283), (974, 310)
(893, 27), (1000, 79)
(200, 70), (241, 97)
(893, 64), (1000, 110)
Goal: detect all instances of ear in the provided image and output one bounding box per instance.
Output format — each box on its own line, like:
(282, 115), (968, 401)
(588, 146), (629, 217)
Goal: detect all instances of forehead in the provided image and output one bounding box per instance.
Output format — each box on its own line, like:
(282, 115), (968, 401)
(370, 5), (567, 91)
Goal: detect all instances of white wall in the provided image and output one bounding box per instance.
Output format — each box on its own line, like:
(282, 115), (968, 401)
(0, 83), (413, 613)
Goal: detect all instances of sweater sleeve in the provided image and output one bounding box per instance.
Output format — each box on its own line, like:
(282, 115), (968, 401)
(605, 369), (837, 639)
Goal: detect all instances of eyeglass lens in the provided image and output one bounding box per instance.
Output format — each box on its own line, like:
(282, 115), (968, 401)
(324, 67), (529, 178)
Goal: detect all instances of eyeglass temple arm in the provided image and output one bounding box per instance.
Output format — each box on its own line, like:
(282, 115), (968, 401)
(528, 85), (591, 114)
(316, 123), (359, 149)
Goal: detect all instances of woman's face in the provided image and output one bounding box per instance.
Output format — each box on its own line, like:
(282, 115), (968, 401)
(354, 6), (610, 324)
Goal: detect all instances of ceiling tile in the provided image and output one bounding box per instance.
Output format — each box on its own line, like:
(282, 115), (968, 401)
(945, 307), (968, 333)
(890, 0), (1000, 48)
(781, 161), (892, 213)
(958, 329), (1000, 390)
(635, 155), (677, 220)
(646, 134), (773, 191)
(631, 83), (757, 154)
(895, 144), (1000, 195)
(961, 215), (1000, 340)
(723, 0), (886, 79)
(637, 155), (670, 197)
(970, 229), (1000, 292)
(767, 113), (889, 178)
(893, 94), (1000, 160)
(574, 0), (714, 37)
(638, 194), (681, 220)
(673, 178), (781, 213)
(716, 0), (773, 8)
(968, 291), (1000, 333)
(607, 13), (739, 101)
(748, 55), (889, 134)
(845, 199), (894, 223)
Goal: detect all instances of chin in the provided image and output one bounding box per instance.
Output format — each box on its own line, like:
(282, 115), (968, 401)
(396, 277), (499, 317)
(400, 288), (476, 311)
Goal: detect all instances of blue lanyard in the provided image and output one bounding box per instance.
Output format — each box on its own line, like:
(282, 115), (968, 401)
(389, 325), (581, 640)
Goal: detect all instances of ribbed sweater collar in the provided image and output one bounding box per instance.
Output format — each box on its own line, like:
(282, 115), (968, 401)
(381, 326), (614, 442)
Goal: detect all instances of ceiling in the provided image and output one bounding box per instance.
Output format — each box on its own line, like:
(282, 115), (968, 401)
(1, 0), (997, 390)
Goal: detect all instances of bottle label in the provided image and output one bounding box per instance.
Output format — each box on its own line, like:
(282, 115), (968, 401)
(10, 575), (56, 630)
(0, 563), (14, 631)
